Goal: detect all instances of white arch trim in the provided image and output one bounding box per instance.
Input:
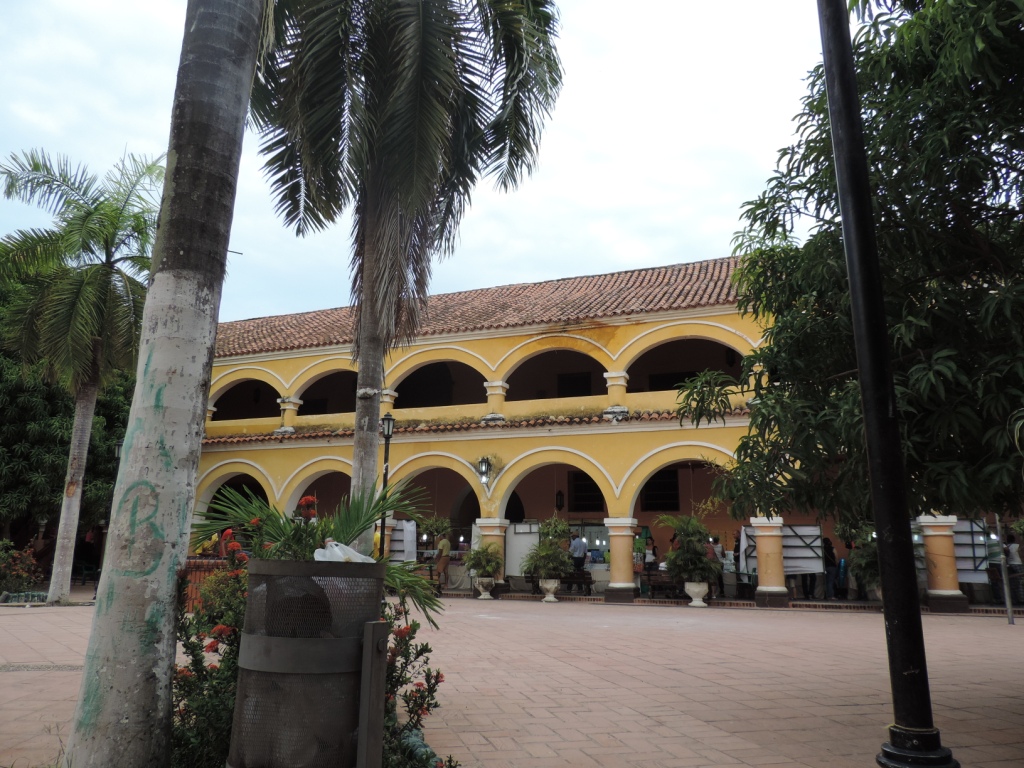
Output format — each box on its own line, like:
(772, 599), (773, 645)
(391, 452), (480, 480)
(620, 441), (737, 484)
(280, 455), (355, 496)
(494, 446), (618, 500)
(494, 334), (614, 372)
(386, 345), (497, 377)
(210, 366), (288, 395)
(614, 320), (760, 364)
(197, 459), (280, 501)
(287, 355), (357, 390)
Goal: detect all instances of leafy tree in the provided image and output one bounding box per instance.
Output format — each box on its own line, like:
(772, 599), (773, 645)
(251, 0), (563, 500)
(678, 0), (1024, 528)
(0, 151), (162, 602)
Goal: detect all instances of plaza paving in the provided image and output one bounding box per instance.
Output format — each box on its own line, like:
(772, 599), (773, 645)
(1, 591), (1021, 767)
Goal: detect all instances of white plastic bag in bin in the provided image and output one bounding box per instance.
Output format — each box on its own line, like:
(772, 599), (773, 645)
(313, 540), (376, 563)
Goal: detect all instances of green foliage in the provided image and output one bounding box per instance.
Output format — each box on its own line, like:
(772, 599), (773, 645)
(656, 515), (722, 585)
(172, 552), (247, 768)
(193, 481), (443, 627)
(680, 0), (1024, 525)
(461, 543), (503, 578)
(521, 514), (573, 580)
(0, 540), (42, 592)
(382, 601), (460, 768)
(418, 516), (451, 541)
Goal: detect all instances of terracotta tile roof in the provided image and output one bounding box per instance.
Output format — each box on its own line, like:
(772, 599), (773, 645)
(200, 407), (749, 446)
(215, 257), (738, 358)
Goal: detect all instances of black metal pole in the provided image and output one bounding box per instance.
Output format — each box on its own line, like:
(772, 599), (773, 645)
(377, 434), (391, 559)
(814, 2), (957, 766)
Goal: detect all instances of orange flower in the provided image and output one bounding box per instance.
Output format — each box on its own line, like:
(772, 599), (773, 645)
(204, 640), (219, 653)
(235, 553), (249, 563)
(393, 625), (411, 640)
(211, 624), (234, 638)
(249, 517), (261, 526)
(227, 541), (242, 552)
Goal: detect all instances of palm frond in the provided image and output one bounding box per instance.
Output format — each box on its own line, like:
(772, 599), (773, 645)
(0, 149), (99, 214)
(0, 228), (72, 282)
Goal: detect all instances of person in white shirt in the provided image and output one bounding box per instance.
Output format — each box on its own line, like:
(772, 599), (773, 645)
(1007, 533), (1023, 605)
(567, 531), (587, 592)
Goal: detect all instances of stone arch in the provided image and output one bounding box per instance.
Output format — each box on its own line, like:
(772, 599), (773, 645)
(487, 447), (617, 518)
(494, 335), (614, 381)
(296, 370), (359, 415)
(391, 360), (487, 409)
(391, 452), (482, 492)
(386, 346), (493, 384)
(196, 461), (276, 511)
(618, 441), (735, 516)
(279, 457), (354, 514)
(503, 348), (609, 402)
(209, 367), (287, 402)
(626, 338), (743, 393)
(210, 378), (283, 420)
(287, 356), (356, 393)
(615, 321), (755, 372)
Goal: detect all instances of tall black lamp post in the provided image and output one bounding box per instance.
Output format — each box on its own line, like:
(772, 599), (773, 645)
(377, 413), (396, 559)
(815, 2), (957, 766)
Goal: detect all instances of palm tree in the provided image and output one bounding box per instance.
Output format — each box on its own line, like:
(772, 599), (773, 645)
(65, 2), (268, 764)
(251, 0), (563, 497)
(0, 150), (163, 603)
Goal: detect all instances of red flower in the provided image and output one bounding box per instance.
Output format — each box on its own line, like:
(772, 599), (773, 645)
(222, 529), (233, 540)
(249, 517), (261, 526)
(211, 624), (234, 638)
(175, 667), (194, 678)
(393, 625), (412, 640)
(208, 664), (219, 671)
(436, 673), (445, 683)
(204, 640), (219, 653)
(227, 541), (242, 552)
(235, 553), (249, 563)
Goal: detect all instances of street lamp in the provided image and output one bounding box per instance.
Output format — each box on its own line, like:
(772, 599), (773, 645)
(377, 413), (396, 559)
(816, 2), (956, 766)
(477, 456), (491, 485)
(114, 439), (124, 462)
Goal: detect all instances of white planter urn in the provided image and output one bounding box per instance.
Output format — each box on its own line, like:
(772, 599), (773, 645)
(684, 581), (709, 607)
(475, 576), (495, 599)
(538, 579), (560, 603)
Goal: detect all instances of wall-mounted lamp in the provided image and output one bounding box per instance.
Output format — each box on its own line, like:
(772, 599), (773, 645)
(114, 439), (124, 462)
(477, 456), (492, 485)
(554, 490), (564, 512)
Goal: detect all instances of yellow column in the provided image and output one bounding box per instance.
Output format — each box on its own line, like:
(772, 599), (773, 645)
(483, 381), (509, 423)
(916, 514), (968, 612)
(275, 396), (302, 433)
(604, 517), (638, 603)
(603, 372), (629, 421)
(476, 517), (509, 582)
(380, 389), (397, 415)
(374, 518), (397, 558)
(752, 516), (788, 607)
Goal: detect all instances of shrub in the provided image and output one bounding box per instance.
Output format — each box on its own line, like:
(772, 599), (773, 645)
(0, 540), (42, 593)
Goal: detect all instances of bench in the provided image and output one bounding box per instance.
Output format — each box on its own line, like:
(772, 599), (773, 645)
(523, 571), (594, 596)
(640, 570), (679, 599)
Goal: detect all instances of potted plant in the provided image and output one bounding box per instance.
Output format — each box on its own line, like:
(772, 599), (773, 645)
(656, 514), (721, 607)
(191, 481), (443, 765)
(521, 517), (573, 602)
(461, 543), (503, 599)
(419, 515), (451, 546)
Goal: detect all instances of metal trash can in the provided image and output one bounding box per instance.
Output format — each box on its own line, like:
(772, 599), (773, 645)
(227, 559), (385, 768)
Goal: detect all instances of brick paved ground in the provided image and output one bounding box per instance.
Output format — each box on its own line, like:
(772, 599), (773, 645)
(1, 592), (1021, 767)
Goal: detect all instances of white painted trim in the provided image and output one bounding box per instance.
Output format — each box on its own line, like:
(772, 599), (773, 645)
(494, 334), (614, 372)
(386, 345), (497, 377)
(209, 366), (288, 396)
(197, 459), (280, 500)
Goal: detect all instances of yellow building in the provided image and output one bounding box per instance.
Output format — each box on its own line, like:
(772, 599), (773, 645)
(197, 256), (768, 602)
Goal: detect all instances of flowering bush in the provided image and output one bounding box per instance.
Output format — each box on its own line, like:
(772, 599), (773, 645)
(0, 540), (42, 594)
(171, 549), (247, 768)
(383, 601), (459, 768)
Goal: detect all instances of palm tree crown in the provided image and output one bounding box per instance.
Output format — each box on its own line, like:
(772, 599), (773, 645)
(0, 150), (162, 392)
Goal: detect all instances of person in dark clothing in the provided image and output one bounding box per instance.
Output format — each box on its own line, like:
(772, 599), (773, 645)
(823, 538), (838, 599)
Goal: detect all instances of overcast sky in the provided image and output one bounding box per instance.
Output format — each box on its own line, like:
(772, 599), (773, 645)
(0, 1), (824, 323)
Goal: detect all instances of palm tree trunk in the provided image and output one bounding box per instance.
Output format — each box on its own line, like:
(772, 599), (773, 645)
(67, 1), (264, 765)
(46, 378), (101, 603)
(351, 240), (384, 550)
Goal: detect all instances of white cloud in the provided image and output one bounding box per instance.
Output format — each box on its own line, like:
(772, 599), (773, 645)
(0, 0), (824, 322)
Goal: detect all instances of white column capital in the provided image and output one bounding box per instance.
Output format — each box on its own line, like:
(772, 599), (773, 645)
(603, 371), (629, 388)
(915, 514), (958, 536)
(276, 397), (302, 411)
(750, 515), (783, 534)
(206, 405), (217, 419)
(476, 518), (510, 538)
(380, 389), (398, 407)
(604, 517), (638, 534)
(483, 380), (509, 396)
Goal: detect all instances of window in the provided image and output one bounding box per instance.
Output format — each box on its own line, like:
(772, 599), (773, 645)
(641, 469), (679, 511)
(569, 471), (604, 513)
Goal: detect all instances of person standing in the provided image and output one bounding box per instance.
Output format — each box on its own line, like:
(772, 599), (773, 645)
(1007, 533), (1023, 605)
(567, 531), (587, 593)
(434, 533), (451, 590)
(711, 536), (725, 599)
(823, 538), (838, 600)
